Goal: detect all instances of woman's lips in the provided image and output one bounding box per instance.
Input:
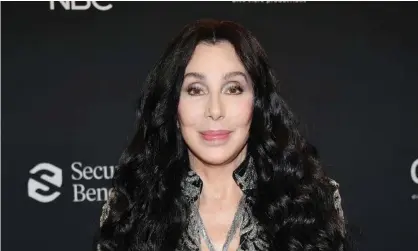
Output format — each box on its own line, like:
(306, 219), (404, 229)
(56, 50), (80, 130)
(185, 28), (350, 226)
(200, 130), (232, 141)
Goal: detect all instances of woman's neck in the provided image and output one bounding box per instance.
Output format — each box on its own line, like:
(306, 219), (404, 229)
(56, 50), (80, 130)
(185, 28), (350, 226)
(188, 151), (246, 203)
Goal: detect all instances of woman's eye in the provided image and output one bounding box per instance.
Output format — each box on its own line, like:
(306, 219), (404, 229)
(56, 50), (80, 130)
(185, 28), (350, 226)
(225, 85), (243, 95)
(187, 86), (204, 96)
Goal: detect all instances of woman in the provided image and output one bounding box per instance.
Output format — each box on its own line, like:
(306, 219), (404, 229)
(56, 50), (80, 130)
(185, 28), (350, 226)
(97, 19), (350, 251)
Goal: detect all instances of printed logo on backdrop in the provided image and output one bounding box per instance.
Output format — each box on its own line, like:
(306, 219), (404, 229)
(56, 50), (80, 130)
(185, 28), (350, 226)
(28, 161), (116, 203)
(28, 163), (63, 203)
(411, 158), (418, 200)
(49, 1), (113, 11)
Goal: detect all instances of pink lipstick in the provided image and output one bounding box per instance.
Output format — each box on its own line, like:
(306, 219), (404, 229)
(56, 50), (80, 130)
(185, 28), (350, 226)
(200, 130), (231, 141)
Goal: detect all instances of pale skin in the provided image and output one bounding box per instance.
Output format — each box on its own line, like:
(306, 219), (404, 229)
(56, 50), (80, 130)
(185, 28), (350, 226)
(177, 41), (254, 251)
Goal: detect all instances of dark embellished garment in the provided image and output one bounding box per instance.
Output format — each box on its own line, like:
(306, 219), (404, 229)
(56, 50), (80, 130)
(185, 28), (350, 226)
(176, 157), (270, 251)
(99, 156), (345, 251)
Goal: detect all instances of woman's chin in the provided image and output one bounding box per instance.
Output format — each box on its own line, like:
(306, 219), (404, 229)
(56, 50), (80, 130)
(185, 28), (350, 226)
(193, 148), (240, 166)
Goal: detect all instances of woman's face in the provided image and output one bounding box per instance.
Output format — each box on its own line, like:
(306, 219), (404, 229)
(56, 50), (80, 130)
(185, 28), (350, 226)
(178, 41), (254, 165)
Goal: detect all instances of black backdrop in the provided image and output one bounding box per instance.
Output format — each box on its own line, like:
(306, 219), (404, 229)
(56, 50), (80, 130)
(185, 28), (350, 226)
(2, 2), (418, 251)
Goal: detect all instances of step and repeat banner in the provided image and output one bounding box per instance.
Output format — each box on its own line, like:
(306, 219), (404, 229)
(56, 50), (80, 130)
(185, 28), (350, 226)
(2, 2), (418, 251)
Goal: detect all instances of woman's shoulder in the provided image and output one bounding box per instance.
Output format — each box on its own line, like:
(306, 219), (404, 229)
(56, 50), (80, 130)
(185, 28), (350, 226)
(97, 189), (116, 251)
(327, 178), (344, 220)
(326, 177), (347, 238)
(100, 188), (116, 227)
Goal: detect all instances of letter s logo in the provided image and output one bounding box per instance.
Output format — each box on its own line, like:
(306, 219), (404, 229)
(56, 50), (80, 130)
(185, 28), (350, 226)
(28, 163), (63, 203)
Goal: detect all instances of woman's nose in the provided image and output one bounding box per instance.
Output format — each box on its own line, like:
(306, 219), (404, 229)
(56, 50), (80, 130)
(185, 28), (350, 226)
(205, 94), (224, 120)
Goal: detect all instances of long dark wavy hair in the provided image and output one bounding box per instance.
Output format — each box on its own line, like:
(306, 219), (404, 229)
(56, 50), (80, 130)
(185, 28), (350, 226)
(97, 19), (353, 251)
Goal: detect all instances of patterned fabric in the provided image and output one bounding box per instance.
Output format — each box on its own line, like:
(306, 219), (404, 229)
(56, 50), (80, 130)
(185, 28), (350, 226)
(98, 156), (345, 251)
(330, 179), (344, 221)
(176, 156), (269, 251)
